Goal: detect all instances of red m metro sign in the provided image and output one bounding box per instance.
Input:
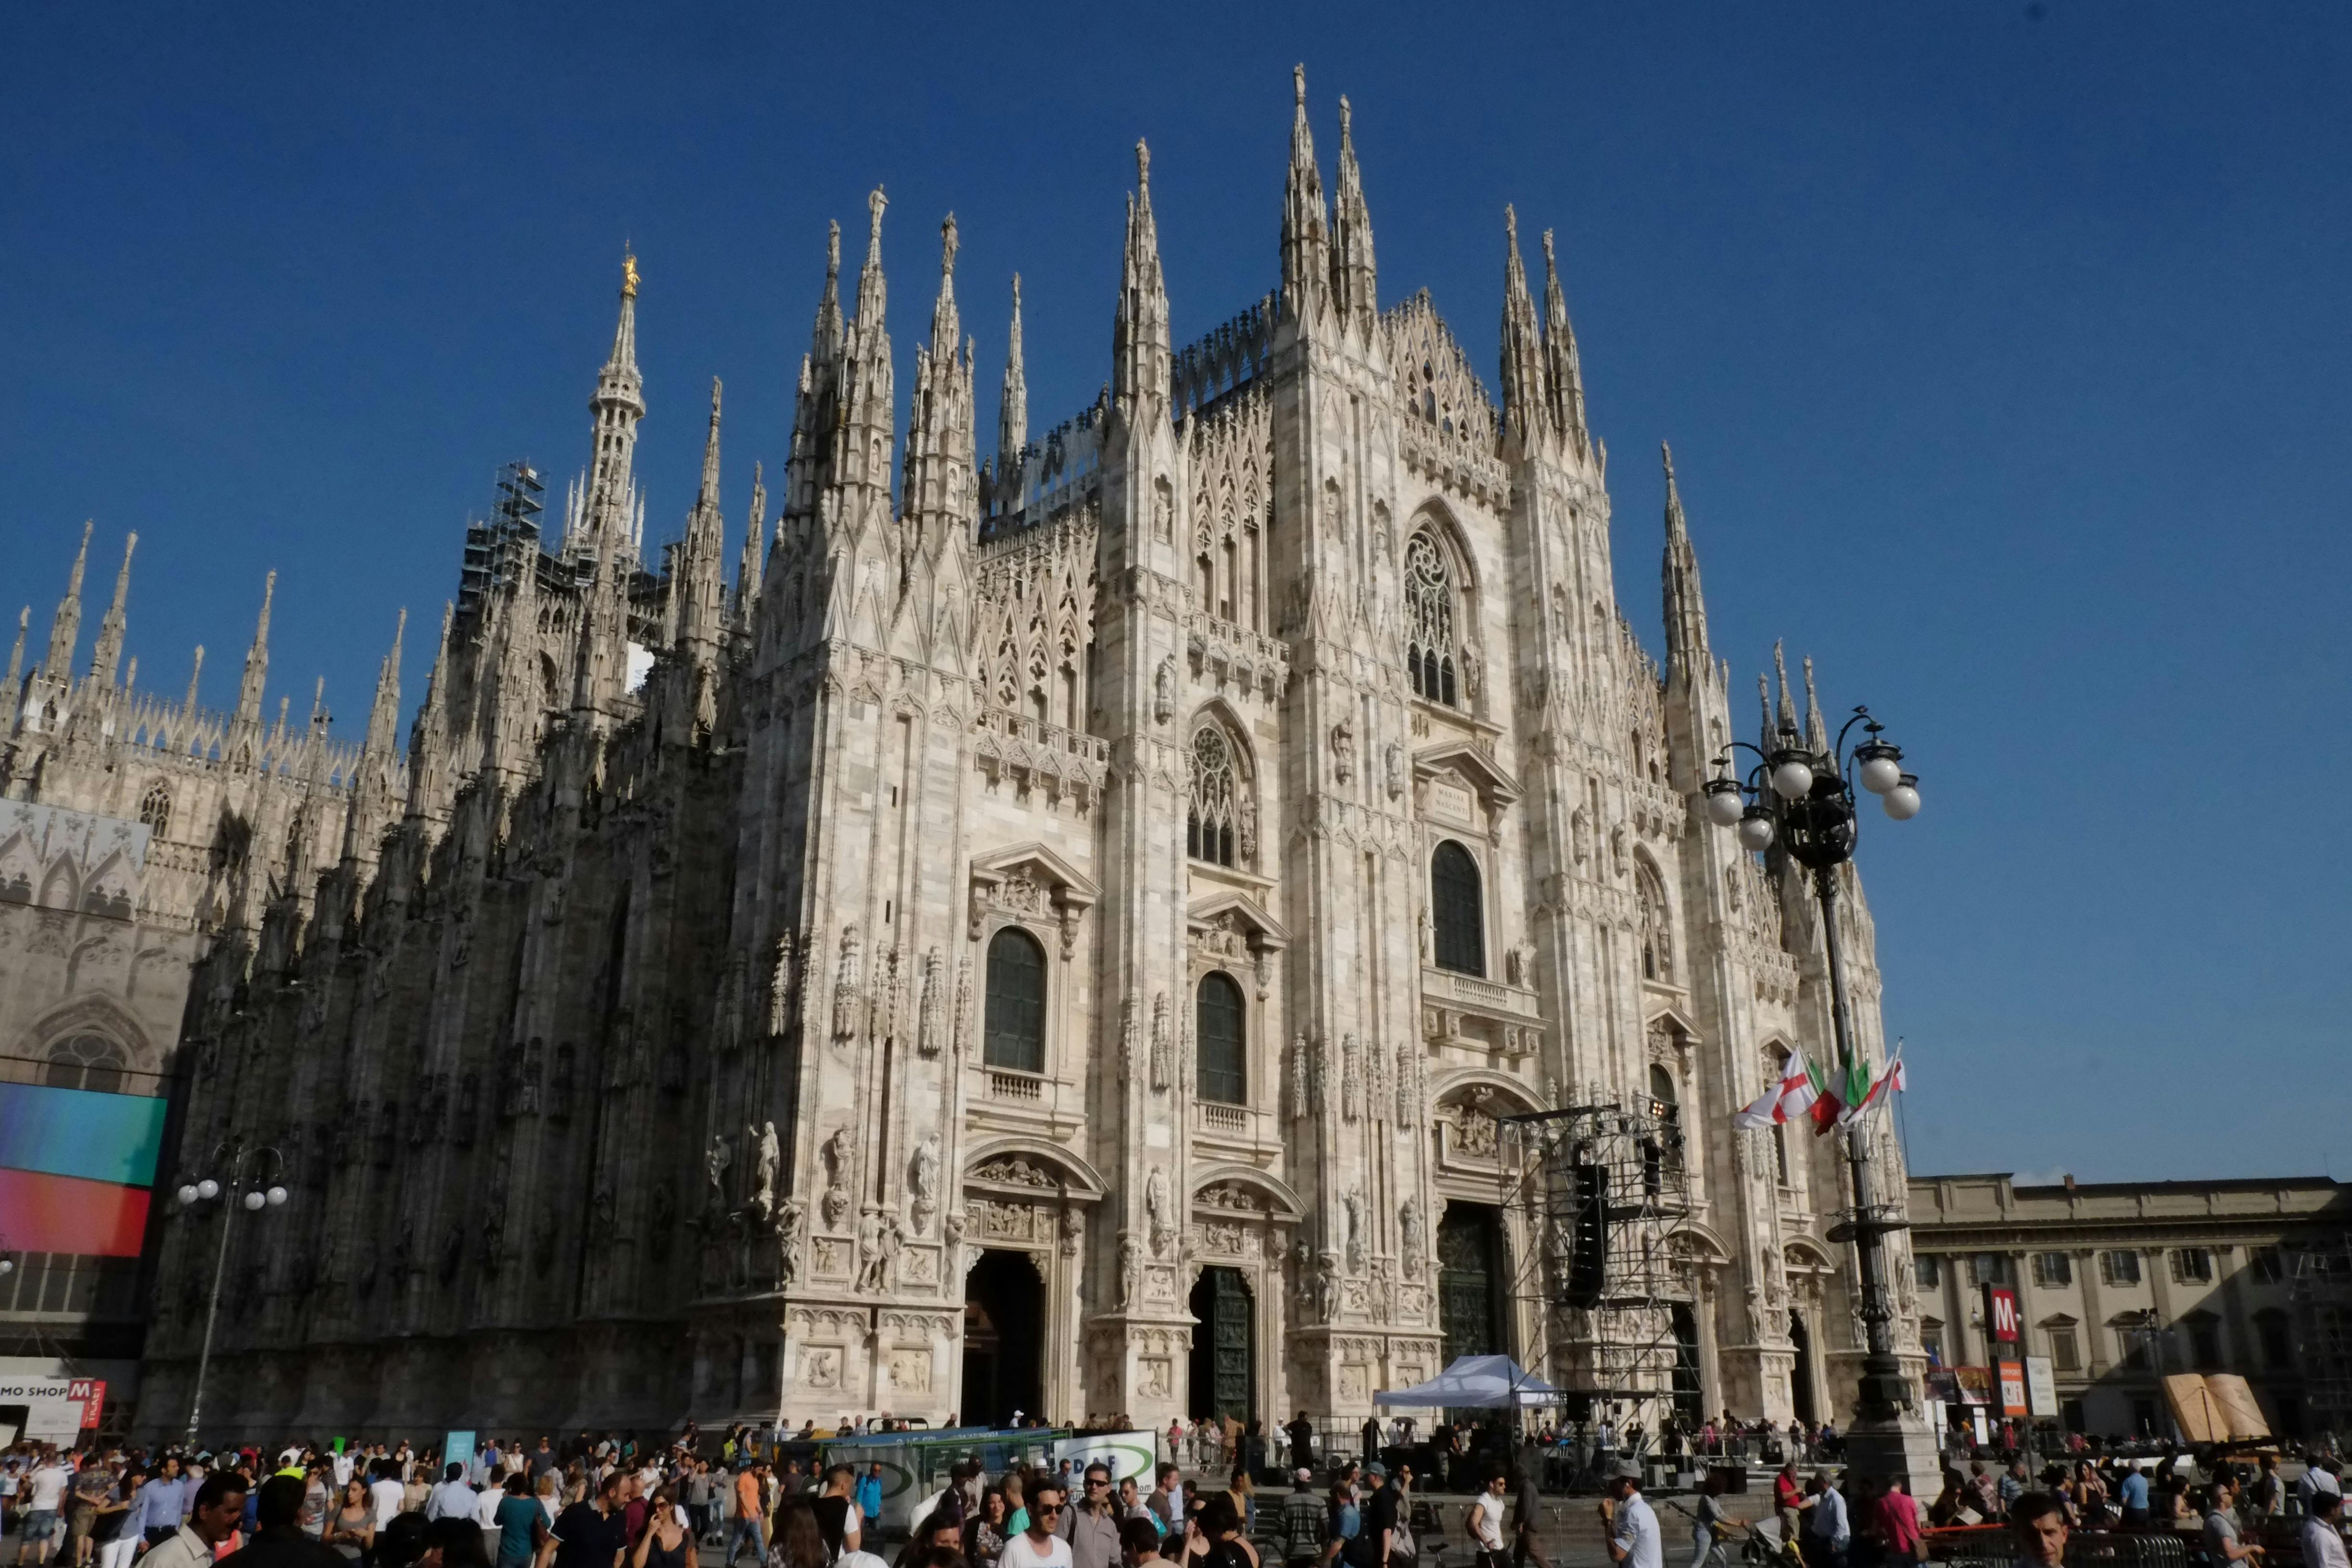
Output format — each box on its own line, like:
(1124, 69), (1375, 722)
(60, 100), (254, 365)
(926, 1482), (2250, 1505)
(1984, 1285), (2021, 1343)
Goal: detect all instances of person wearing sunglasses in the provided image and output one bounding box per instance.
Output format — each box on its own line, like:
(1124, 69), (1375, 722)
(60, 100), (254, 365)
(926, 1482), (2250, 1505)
(1003, 1484), (1072, 1568)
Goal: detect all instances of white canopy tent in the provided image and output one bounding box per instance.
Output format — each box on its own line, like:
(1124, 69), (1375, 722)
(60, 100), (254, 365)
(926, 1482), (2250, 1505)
(1373, 1354), (1569, 1409)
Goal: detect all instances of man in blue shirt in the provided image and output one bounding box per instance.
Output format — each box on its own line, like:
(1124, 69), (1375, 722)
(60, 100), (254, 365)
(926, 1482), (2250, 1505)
(139, 1460), (190, 1548)
(2118, 1467), (2151, 1531)
(1805, 1472), (1850, 1568)
(856, 1464), (885, 1540)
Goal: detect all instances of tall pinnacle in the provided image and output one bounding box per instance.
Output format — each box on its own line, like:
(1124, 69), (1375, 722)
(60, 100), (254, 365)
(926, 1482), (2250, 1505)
(858, 187), (889, 329)
(1540, 230), (1590, 457)
(679, 378), (727, 655)
(89, 531), (137, 687)
(737, 460), (768, 611)
(1802, 655), (1829, 752)
(5, 607), (27, 696)
(1280, 64), (1329, 313)
(1330, 93), (1376, 324)
(812, 220), (844, 362)
(999, 273), (1028, 463)
(698, 376), (724, 506)
(1499, 207), (1547, 453)
(234, 571), (276, 727)
(1660, 443), (1711, 673)
(931, 213), (961, 351)
(1115, 139), (1170, 417)
(365, 607), (406, 757)
(44, 520), (94, 680)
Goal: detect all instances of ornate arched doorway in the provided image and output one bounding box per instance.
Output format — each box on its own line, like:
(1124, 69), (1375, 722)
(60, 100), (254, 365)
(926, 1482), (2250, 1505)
(963, 1250), (1043, 1424)
(1438, 1202), (1509, 1362)
(1788, 1311), (1819, 1425)
(1187, 1266), (1255, 1420)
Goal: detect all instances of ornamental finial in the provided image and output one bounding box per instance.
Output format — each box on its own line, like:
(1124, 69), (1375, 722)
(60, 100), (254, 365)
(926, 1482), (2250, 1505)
(621, 253), (640, 299)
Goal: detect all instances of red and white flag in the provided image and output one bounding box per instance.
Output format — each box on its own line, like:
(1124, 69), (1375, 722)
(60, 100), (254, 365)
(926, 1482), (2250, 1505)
(1734, 1050), (1820, 1131)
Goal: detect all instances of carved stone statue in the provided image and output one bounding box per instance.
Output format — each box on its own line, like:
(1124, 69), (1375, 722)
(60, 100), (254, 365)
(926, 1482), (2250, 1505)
(1149, 992), (1172, 1092)
(1344, 1187), (1366, 1273)
(773, 1198), (806, 1286)
(854, 1210), (889, 1293)
(819, 1128), (852, 1228)
(1145, 1167), (1173, 1256)
(1399, 1198), (1425, 1278)
(1340, 1034), (1363, 1122)
(1316, 1253), (1342, 1321)
(703, 1131), (733, 1217)
(750, 1121), (780, 1221)
(942, 1211), (968, 1285)
(1116, 1237), (1139, 1308)
(1287, 1034), (1311, 1123)
(1153, 657), (1175, 724)
(831, 927), (862, 1044)
(917, 947), (944, 1058)
(909, 1134), (941, 1232)
(1330, 721), (1355, 784)
(1395, 1042), (1418, 1125)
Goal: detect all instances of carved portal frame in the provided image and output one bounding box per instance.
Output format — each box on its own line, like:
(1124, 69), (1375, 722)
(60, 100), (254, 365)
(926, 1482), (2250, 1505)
(1183, 1167), (1305, 1420)
(955, 1139), (1108, 1424)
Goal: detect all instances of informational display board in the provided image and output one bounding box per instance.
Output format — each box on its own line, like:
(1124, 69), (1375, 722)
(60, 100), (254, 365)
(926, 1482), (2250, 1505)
(0, 1378), (104, 1442)
(1997, 1360), (2029, 1418)
(2023, 1357), (2059, 1419)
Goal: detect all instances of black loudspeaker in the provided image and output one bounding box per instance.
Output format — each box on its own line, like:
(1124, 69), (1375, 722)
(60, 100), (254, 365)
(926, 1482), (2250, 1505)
(1565, 1161), (1608, 1308)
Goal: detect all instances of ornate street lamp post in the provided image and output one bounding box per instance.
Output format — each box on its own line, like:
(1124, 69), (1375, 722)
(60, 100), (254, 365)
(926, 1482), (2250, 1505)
(174, 1135), (289, 1448)
(1703, 707), (1937, 1483)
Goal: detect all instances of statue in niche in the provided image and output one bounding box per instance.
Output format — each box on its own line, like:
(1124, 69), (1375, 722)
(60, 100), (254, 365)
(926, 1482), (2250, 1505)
(1146, 1167), (1174, 1255)
(909, 1135), (941, 1232)
(1384, 741), (1403, 800)
(819, 1128), (852, 1228)
(1154, 658), (1175, 724)
(1117, 1237), (1139, 1309)
(855, 1210), (889, 1293)
(1400, 1198), (1425, 1278)
(775, 1198), (806, 1286)
(703, 1132), (733, 1217)
(750, 1122), (780, 1221)
(1149, 993), (1172, 1092)
(1331, 721), (1355, 784)
(1344, 1188), (1366, 1273)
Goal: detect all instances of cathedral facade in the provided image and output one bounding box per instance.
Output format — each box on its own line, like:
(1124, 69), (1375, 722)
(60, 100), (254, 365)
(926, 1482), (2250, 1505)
(6, 74), (1927, 1441)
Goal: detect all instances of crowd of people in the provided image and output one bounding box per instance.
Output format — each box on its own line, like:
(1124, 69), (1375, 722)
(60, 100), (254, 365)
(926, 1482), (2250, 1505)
(7, 1423), (2352, 1568)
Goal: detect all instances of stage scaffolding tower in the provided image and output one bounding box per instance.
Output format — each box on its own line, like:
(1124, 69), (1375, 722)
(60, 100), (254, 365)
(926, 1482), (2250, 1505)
(1499, 1097), (1695, 1430)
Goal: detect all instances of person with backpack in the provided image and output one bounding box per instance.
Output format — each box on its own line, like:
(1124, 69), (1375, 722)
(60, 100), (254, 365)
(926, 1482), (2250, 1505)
(1278, 1475), (1322, 1568)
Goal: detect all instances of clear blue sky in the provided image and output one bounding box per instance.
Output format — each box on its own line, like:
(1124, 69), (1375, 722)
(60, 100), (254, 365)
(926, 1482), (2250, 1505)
(5, 4), (2346, 1183)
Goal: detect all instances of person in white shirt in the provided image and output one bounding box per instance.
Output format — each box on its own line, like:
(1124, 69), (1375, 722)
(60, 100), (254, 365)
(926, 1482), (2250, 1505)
(1605, 1465), (1663, 1568)
(23, 1454), (72, 1567)
(427, 1464), (480, 1523)
(1466, 1470), (1509, 1568)
(1003, 1481), (1076, 1568)
(2304, 1461), (2347, 1511)
(2303, 1490), (2351, 1568)
(370, 1463), (408, 1531)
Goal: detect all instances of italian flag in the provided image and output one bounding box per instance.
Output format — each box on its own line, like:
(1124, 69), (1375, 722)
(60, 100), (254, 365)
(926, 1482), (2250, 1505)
(1833, 1046), (1910, 1129)
(1734, 1049), (1821, 1131)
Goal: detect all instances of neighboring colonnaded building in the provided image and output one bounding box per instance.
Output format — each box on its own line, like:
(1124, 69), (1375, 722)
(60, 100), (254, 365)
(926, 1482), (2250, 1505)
(5, 74), (1927, 1439)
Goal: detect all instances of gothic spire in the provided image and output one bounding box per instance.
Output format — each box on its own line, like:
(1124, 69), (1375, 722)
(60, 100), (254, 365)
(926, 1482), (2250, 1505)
(181, 646), (204, 723)
(736, 460), (768, 613)
(1660, 443), (1711, 675)
(816, 220), (844, 353)
(1114, 139), (1170, 419)
(857, 187), (889, 331)
(999, 273), (1027, 464)
(89, 531), (137, 688)
(365, 607), (406, 757)
(234, 570), (276, 728)
(44, 519), (93, 680)
(1541, 230), (1591, 458)
(1329, 94), (1376, 327)
(678, 378), (727, 655)
(5, 607), (26, 696)
(405, 603), (454, 820)
(903, 216), (977, 563)
(587, 253), (649, 558)
(1499, 207), (1547, 454)
(1280, 64), (1329, 316)
(1802, 655), (1829, 752)
(1772, 639), (1798, 737)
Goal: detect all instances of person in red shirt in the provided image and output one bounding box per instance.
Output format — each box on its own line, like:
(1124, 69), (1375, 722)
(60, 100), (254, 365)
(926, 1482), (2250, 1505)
(1772, 1465), (1809, 1563)
(1867, 1480), (1923, 1565)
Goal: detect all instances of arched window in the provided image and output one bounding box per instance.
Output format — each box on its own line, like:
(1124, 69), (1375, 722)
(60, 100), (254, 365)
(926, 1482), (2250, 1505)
(1404, 530), (1458, 707)
(138, 780), (173, 841)
(46, 1034), (128, 1094)
(1431, 840), (1484, 976)
(982, 928), (1047, 1073)
(1196, 971), (1246, 1105)
(1188, 727), (1237, 868)
(1637, 860), (1672, 983)
(1649, 1063), (1679, 1122)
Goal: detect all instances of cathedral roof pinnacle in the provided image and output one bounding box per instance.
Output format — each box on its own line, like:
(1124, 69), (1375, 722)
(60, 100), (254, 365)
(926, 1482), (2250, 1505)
(858, 187), (889, 328)
(4, 606), (26, 702)
(45, 518), (94, 680)
(90, 530), (138, 688)
(1660, 441), (1711, 672)
(999, 272), (1027, 464)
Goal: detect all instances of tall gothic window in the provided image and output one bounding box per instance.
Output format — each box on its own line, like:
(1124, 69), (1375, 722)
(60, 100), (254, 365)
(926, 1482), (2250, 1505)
(138, 780), (173, 841)
(46, 1034), (128, 1094)
(1431, 840), (1485, 976)
(1405, 530), (1458, 707)
(982, 927), (1047, 1073)
(1188, 727), (1237, 867)
(1637, 860), (1672, 982)
(1196, 971), (1246, 1105)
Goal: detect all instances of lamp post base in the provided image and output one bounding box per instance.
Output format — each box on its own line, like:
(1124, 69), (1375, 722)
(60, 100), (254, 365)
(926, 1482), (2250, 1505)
(1841, 1408), (1943, 1500)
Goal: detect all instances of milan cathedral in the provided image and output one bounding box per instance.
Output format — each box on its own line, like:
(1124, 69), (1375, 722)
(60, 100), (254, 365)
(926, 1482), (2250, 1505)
(2, 69), (1926, 1439)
